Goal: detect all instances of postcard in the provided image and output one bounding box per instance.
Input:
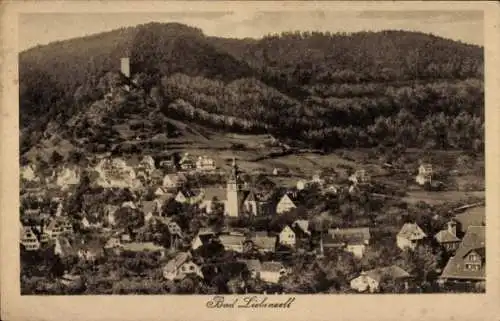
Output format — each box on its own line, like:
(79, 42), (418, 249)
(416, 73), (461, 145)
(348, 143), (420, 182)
(1, 1), (499, 321)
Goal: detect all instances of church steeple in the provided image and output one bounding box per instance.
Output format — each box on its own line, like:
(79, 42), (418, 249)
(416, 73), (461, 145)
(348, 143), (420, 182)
(229, 157), (239, 182)
(226, 158), (241, 217)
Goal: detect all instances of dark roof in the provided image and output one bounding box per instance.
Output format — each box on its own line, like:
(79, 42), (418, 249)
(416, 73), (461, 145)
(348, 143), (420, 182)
(261, 261), (285, 272)
(435, 230), (460, 243)
(454, 206), (485, 234)
(363, 265), (411, 283)
(328, 228), (370, 245)
(178, 189), (197, 198)
(251, 236), (277, 251)
(440, 226), (486, 281)
(203, 187), (226, 201)
(239, 259), (262, 272)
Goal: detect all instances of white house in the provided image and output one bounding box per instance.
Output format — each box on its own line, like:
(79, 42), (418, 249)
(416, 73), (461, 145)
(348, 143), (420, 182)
(350, 266), (410, 293)
(276, 193), (298, 215)
(396, 223), (427, 251)
(349, 170), (370, 185)
(20, 225), (41, 251)
(94, 158), (138, 189)
(328, 227), (371, 259)
(162, 173), (187, 190)
(196, 156), (216, 171)
(416, 163), (433, 185)
(55, 165), (81, 190)
(279, 225), (296, 247)
(260, 261), (287, 284)
(21, 164), (39, 182)
(163, 252), (203, 281)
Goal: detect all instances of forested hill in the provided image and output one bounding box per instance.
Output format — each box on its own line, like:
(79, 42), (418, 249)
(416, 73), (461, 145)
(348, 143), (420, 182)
(20, 22), (484, 158)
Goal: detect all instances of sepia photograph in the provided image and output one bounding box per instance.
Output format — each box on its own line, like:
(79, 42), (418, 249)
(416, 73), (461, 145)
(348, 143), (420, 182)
(16, 7), (488, 296)
(2, 1), (500, 321)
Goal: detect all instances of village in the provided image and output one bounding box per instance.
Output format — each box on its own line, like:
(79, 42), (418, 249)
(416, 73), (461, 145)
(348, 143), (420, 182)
(19, 145), (486, 294)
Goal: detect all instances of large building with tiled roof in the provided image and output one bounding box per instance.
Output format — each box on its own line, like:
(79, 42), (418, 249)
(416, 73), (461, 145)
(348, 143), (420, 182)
(440, 226), (485, 283)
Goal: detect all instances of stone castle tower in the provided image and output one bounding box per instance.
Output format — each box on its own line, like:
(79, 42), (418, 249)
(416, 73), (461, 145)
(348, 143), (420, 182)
(226, 158), (240, 217)
(120, 57), (130, 78)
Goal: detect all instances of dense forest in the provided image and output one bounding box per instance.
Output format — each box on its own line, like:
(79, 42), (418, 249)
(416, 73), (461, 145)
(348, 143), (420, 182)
(19, 22), (484, 155)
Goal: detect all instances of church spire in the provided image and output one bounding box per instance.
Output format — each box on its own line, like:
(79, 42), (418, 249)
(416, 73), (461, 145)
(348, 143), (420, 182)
(229, 157), (238, 181)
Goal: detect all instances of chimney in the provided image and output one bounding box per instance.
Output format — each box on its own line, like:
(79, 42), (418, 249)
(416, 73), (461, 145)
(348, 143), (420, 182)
(120, 57), (130, 78)
(447, 220), (457, 236)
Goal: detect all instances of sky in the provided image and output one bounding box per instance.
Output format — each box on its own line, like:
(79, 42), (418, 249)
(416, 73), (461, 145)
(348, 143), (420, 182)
(18, 10), (484, 52)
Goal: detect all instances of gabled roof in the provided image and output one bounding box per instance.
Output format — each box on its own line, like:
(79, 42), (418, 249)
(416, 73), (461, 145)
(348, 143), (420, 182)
(219, 234), (245, 247)
(363, 265), (411, 283)
(239, 259), (262, 272)
(440, 226), (486, 280)
(261, 261), (285, 272)
(121, 242), (164, 252)
(435, 230), (460, 243)
(164, 252), (192, 273)
(454, 206), (485, 234)
(397, 223), (426, 240)
(141, 201), (157, 214)
(177, 189), (197, 198)
(252, 235), (277, 251)
(328, 227), (371, 245)
(203, 187), (227, 201)
(292, 220), (310, 235)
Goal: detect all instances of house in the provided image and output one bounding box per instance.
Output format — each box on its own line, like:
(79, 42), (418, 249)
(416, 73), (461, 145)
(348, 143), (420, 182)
(20, 225), (41, 251)
(120, 242), (166, 258)
(328, 227), (371, 258)
(163, 252), (203, 281)
(175, 189), (200, 204)
(159, 157), (176, 171)
(251, 235), (277, 253)
(81, 213), (103, 230)
(279, 225), (296, 248)
(191, 228), (216, 250)
(105, 205), (119, 227)
(219, 234), (246, 253)
(435, 221), (461, 252)
(440, 226), (485, 283)
(44, 218), (73, 239)
(76, 240), (105, 262)
(55, 165), (81, 190)
(137, 156), (156, 174)
(199, 187), (227, 214)
(260, 261), (287, 284)
(296, 180), (310, 191)
(121, 201), (137, 209)
(21, 164), (39, 182)
(154, 186), (168, 197)
(349, 170), (370, 185)
(104, 237), (122, 250)
(179, 153), (196, 171)
(396, 223), (427, 251)
(276, 192), (299, 215)
(93, 157), (138, 189)
(140, 200), (159, 223)
(239, 259), (262, 278)
(272, 167), (288, 176)
(453, 206), (485, 235)
(196, 156), (216, 171)
(350, 266), (411, 293)
(60, 273), (82, 287)
(54, 236), (75, 258)
(292, 219), (311, 237)
(416, 163), (433, 185)
(163, 173), (187, 190)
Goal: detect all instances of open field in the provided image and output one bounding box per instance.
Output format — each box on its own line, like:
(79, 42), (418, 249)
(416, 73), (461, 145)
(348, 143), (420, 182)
(403, 191), (485, 205)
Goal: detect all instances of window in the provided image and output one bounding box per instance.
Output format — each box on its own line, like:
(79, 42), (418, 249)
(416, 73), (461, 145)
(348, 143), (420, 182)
(465, 263), (481, 271)
(468, 253), (479, 262)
